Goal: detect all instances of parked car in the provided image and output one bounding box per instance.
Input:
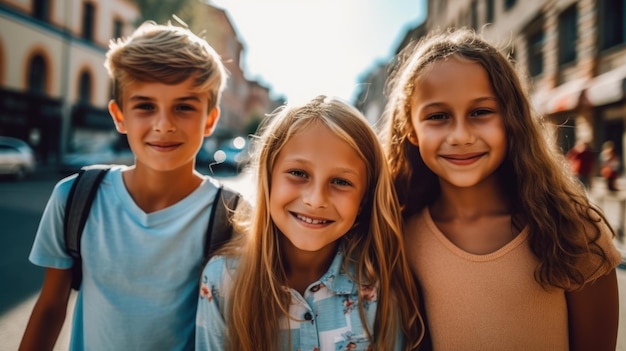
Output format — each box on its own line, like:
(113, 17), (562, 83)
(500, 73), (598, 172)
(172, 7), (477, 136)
(0, 136), (36, 180)
(60, 143), (134, 175)
(206, 136), (251, 174)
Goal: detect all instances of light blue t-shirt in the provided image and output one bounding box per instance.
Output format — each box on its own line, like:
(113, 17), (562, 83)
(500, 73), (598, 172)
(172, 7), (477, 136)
(29, 166), (221, 351)
(196, 251), (404, 351)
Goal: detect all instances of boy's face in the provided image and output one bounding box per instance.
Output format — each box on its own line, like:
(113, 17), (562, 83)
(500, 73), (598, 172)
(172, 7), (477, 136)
(109, 77), (218, 173)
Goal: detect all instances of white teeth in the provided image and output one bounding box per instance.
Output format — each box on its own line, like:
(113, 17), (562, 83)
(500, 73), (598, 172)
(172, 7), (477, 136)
(296, 214), (328, 224)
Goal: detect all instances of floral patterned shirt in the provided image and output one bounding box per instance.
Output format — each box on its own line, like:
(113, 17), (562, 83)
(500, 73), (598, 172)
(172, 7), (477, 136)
(196, 250), (403, 351)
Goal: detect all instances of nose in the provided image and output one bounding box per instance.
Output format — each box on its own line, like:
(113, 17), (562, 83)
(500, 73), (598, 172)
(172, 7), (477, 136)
(153, 110), (176, 133)
(303, 182), (328, 209)
(447, 118), (475, 145)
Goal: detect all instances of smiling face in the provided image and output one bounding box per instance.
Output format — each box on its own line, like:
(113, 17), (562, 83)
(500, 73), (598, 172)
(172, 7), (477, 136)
(109, 76), (218, 173)
(408, 56), (507, 189)
(269, 121), (367, 255)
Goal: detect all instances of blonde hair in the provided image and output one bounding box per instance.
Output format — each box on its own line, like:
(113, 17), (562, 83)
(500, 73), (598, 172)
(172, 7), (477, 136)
(104, 21), (227, 110)
(221, 95), (424, 350)
(381, 27), (615, 290)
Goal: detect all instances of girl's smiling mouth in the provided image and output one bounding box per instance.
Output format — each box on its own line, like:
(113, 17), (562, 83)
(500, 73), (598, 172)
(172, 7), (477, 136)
(292, 212), (331, 225)
(440, 152), (487, 165)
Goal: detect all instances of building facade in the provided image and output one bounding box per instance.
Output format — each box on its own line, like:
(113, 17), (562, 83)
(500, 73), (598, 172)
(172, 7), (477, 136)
(357, 0), (626, 171)
(0, 0), (278, 166)
(0, 0), (139, 163)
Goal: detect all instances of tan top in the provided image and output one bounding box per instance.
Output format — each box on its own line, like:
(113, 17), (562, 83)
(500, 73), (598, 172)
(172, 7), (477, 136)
(405, 208), (621, 351)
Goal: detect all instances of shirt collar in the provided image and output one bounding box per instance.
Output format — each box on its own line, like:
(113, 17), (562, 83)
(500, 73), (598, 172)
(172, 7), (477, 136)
(318, 250), (357, 295)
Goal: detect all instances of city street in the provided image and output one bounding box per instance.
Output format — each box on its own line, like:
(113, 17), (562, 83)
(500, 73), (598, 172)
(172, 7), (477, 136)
(1, 170), (626, 350)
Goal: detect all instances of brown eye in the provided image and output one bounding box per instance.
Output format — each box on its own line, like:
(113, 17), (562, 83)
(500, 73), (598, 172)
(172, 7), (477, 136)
(470, 109), (493, 117)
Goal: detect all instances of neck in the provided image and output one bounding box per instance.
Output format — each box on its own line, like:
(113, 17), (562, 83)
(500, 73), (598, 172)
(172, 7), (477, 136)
(433, 175), (509, 221)
(122, 164), (203, 213)
(280, 237), (338, 295)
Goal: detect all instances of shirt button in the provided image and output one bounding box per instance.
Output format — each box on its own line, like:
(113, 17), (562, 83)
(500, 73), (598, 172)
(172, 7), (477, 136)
(304, 312), (313, 321)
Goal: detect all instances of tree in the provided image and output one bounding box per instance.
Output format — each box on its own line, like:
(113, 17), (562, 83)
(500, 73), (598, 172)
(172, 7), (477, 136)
(130, 0), (203, 27)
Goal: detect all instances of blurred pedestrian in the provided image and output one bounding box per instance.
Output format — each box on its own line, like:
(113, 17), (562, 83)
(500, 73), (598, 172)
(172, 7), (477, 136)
(566, 140), (596, 190)
(381, 28), (621, 350)
(601, 140), (620, 192)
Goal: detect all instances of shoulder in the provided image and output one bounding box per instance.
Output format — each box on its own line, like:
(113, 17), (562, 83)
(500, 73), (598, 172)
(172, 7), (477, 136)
(575, 218), (622, 287)
(200, 255), (238, 301)
(44, 173), (81, 210)
(61, 165), (127, 192)
(201, 255), (237, 286)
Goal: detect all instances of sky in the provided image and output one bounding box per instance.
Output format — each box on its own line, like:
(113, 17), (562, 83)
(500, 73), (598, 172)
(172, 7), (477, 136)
(211, 0), (427, 104)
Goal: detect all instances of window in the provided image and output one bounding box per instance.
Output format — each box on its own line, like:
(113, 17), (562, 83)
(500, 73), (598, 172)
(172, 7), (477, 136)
(558, 5), (577, 65)
(109, 81), (115, 101)
(471, 1), (478, 29)
(504, 0), (516, 10)
(33, 0), (50, 22)
(113, 19), (123, 39)
(486, 0), (494, 23)
(527, 30), (544, 76)
(28, 55), (47, 94)
(78, 71), (92, 104)
(508, 48), (517, 64)
(439, 0), (448, 16)
(599, 0), (626, 49)
(82, 2), (95, 41)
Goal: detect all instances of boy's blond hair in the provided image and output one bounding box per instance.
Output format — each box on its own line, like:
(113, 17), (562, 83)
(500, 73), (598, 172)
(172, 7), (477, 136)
(105, 21), (227, 110)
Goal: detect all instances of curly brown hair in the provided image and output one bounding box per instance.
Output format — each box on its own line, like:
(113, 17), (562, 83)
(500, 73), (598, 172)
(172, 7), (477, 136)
(380, 28), (615, 290)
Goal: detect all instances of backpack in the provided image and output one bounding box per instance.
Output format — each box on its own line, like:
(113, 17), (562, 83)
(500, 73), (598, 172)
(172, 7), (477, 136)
(63, 164), (241, 290)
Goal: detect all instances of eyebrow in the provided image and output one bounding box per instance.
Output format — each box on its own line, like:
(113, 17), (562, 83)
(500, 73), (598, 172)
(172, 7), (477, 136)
(284, 158), (362, 177)
(128, 95), (202, 103)
(421, 96), (498, 109)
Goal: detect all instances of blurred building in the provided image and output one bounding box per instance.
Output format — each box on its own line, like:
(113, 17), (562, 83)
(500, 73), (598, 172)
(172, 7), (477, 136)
(0, 0), (279, 166)
(357, 0), (626, 166)
(0, 0), (139, 163)
(192, 4), (282, 139)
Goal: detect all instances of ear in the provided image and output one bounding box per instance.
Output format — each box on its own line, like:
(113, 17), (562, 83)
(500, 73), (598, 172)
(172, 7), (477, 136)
(109, 100), (127, 134)
(407, 130), (419, 146)
(203, 107), (220, 137)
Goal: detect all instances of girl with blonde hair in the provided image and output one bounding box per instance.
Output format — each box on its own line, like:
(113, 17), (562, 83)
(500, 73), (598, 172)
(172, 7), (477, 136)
(196, 95), (425, 350)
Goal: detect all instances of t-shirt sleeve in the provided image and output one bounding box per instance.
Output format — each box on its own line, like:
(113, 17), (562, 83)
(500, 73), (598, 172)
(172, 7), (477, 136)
(573, 219), (622, 290)
(28, 175), (77, 270)
(196, 255), (232, 350)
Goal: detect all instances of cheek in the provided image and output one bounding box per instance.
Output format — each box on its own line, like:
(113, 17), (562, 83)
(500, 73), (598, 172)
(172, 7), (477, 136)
(487, 122), (508, 154)
(415, 130), (438, 154)
(338, 192), (365, 223)
(269, 178), (292, 210)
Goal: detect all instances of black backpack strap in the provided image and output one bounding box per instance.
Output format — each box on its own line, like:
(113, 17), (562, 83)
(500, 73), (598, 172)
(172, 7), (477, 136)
(204, 185), (241, 259)
(64, 165), (111, 290)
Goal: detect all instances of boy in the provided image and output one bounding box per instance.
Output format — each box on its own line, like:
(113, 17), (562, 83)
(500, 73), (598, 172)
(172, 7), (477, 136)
(20, 21), (228, 351)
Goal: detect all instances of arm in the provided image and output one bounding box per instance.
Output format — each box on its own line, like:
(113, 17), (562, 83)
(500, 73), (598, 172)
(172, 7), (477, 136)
(19, 267), (73, 351)
(195, 259), (228, 351)
(565, 269), (618, 351)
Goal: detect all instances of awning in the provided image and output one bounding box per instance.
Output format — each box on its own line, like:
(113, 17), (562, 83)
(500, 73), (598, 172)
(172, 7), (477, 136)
(585, 65), (626, 106)
(543, 78), (588, 114)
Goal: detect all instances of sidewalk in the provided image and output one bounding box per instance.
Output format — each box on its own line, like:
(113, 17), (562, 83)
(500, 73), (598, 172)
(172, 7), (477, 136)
(0, 293), (74, 351)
